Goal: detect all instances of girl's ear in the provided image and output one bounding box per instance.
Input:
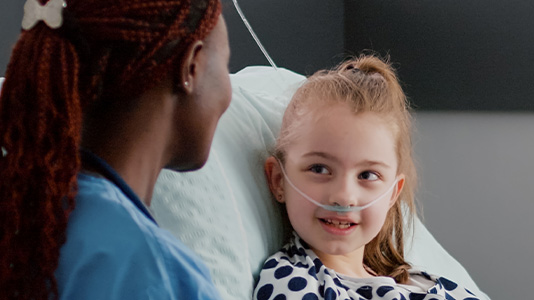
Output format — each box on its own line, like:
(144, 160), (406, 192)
(389, 174), (405, 208)
(265, 156), (285, 203)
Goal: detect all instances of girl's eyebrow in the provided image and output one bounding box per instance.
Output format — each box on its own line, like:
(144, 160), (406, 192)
(302, 151), (392, 169)
(358, 160), (392, 169)
(302, 151), (338, 162)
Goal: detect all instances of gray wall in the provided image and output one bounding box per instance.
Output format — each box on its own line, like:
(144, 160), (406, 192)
(414, 112), (534, 299)
(0, 0), (23, 76)
(222, 0), (345, 75)
(345, 0), (534, 111)
(1, 0), (345, 76)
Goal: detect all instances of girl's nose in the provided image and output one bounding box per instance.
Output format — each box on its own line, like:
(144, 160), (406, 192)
(328, 177), (360, 208)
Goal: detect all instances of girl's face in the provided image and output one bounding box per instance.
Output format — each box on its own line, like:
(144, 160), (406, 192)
(274, 101), (404, 259)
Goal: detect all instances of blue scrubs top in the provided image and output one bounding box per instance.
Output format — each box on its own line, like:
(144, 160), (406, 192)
(55, 151), (220, 299)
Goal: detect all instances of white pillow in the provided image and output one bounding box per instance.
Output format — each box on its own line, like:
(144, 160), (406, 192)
(151, 67), (302, 299)
(151, 67), (489, 300)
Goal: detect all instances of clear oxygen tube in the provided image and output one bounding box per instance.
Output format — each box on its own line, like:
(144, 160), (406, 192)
(231, 0), (278, 70)
(276, 159), (399, 214)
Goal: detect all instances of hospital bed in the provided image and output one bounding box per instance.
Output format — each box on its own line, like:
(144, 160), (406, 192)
(149, 2), (491, 298)
(150, 66), (491, 299)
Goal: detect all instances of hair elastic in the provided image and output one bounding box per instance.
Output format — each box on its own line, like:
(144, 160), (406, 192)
(22, 0), (66, 30)
(276, 158), (398, 213)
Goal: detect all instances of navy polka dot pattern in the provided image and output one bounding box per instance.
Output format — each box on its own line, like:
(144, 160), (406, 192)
(275, 266), (293, 279)
(263, 259), (278, 269)
(356, 286), (373, 299)
(439, 277), (459, 291)
(303, 293), (319, 300)
(253, 232), (483, 300)
(333, 277), (347, 290)
(308, 265), (318, 280)
(256, 283), (273, 300)
(409, 294), (426, 300)
(377, 286), (394, 297)
(288, 277), (308, 291)
(324, 287), (336, 300)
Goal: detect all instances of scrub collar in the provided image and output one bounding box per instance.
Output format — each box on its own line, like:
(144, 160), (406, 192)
(80, 148), (157, 224)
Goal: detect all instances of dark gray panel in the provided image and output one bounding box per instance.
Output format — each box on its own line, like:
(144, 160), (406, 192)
(345, 0), (534, 111)
(223, 0), (345, 75)
(0, 0), (24, 76)
(1, 1), (345, 77)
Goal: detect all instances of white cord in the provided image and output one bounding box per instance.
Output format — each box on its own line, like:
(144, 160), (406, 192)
(231, 0), (278, 70)
(276, 158), (399, 214)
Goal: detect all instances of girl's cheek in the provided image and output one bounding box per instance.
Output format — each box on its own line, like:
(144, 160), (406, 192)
(362, 205), (389, 224)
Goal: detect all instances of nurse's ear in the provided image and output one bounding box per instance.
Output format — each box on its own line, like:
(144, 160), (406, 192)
(177, 40), (204, 94)
(265, 156), (285, 203)
(388, 174), (405, 208)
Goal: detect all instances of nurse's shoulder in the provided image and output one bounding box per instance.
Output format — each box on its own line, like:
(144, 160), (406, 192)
(55, 173), (219, 300)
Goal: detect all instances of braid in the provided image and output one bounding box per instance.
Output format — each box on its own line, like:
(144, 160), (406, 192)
(0, 0), (221, 299)
(0, 26), (80, 299)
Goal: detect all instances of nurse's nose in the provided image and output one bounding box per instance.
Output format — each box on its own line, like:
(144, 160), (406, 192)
(328, 176), (361, 208)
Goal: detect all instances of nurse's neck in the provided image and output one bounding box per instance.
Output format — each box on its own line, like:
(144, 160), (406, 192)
(81, 148), (161, 206)
(81, 84), (180, 206)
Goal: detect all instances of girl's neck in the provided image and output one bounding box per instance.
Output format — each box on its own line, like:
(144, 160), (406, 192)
(313, 247), (375, 279)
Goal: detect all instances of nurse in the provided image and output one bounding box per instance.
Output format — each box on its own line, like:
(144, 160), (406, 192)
(0, 0), (230, 299)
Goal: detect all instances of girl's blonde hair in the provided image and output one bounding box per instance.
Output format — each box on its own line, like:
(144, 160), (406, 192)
(275, 54), (417, 284)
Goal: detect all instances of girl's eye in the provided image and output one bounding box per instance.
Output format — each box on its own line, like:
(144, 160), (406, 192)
(308, 164), (330, 175)
(359, 171), (379, 181)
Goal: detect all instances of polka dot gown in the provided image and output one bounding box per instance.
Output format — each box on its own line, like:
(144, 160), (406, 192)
(253, 233), (482, 300)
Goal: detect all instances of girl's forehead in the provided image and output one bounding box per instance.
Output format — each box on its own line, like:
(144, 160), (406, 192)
(291, 99), (342, 121)
(295, 100), (366, 125)
(295, 100), (398, 135)
(288, 106), (397, 154)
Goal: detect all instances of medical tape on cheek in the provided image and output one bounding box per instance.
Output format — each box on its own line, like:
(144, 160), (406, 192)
(276, 158), (399, 213)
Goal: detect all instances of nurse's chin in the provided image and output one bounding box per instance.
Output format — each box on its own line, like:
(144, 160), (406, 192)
(163, 140), (213, 172)
(165, 158), (208, 172)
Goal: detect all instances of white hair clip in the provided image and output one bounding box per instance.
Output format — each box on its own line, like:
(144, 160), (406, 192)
(21, 0), (66, 30)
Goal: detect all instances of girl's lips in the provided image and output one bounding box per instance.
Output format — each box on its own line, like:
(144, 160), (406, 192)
(319, 217), (358, 235)
(318, 215), (358, 225)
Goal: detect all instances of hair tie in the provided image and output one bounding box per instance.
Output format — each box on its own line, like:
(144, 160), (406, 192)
(22, 0), (66, 30)
(345, 64), (362, 73)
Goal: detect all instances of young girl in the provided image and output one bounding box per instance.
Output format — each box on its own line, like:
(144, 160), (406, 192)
(254, 55), (482, 300)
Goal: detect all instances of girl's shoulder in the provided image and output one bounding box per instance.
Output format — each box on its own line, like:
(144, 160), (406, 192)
(406, 270), (482, 299)
(254, 233), (332, 299)
(255, 234), (483, 300)
(260, 232), (321, 269)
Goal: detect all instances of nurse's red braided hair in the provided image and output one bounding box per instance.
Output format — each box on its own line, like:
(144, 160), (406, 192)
(0, 0), (220, 299)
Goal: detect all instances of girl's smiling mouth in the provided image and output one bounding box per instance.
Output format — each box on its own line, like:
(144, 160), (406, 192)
(319, 218), (358, 233)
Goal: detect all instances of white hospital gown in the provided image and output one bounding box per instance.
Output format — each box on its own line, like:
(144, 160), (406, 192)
(254, 233), (481, 300)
